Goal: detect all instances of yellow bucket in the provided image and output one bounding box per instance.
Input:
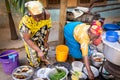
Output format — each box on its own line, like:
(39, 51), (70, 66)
(56, 45), (69, 62)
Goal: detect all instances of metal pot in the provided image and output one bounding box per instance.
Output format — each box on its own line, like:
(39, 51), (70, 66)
(102, 31), (120, 66)
(103, 41), (120, 66)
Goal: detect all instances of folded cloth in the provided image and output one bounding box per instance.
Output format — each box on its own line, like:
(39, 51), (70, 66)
(72, 10), (83, 19)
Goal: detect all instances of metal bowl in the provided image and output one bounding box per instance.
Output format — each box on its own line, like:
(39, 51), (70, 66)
(46, 66), (69, 80)
(48, 62), (72, 72)
(12, 65), (34, 80)
(102, 31), (120, 66)
(91, 52), (104, 67)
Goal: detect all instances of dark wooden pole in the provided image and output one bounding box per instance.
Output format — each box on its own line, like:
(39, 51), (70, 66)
(5, 0), (18, 40)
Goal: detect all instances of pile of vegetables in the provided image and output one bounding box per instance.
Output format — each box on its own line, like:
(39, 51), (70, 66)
(49, 68), (66, 80)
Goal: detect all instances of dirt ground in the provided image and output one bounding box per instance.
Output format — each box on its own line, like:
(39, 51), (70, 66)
(0, 18), (120, 80)
(0, 21), (59, 80)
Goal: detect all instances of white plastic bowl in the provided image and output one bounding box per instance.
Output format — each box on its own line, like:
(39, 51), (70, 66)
(34, 78), (44, 80)
(72, 61), (84, 72)
(37, 68), (51, 79)
(83, 66), (99, 77)
(81, 72), (87, 79)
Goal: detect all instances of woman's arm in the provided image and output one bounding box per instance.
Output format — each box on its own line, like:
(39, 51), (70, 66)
(44, 30), (50, 48)
(81, 44), (94, 80)
(83, 56), (94, 80)
(23, 33), (44, 59)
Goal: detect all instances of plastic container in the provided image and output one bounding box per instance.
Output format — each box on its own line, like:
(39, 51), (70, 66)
(37, 68), (51, 78)
(0, 50), (19, 74)
(106, 31), (119, 42)
(56, 45), (69, 62)
(103, 24), (120, 31)
(83, 66), (99, 78)
(72, 61), (84, 72)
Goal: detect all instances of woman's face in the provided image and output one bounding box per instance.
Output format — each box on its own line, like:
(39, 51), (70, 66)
(30, 11), (44, 22)
(88, 31), (99, 44)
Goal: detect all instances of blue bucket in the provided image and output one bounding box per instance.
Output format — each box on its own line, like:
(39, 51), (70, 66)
(106, 31), (119, 42)
(0, 50), (19, 74)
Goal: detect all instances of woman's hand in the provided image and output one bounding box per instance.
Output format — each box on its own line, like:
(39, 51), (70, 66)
(44, 42), (49, 49)
(88, 71), (94, 80)
(37, 51), (44, 60)
(83, 56), (94, 80)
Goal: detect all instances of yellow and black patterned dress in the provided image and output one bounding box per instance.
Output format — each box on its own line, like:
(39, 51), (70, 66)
(19, 13), (52, 67)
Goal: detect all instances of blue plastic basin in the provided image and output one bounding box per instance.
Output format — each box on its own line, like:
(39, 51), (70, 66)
(103, 24), (120, 31)
(106, 31), (119, 42)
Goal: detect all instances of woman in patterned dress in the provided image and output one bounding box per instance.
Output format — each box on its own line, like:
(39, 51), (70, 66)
(19, 1), (52, 68)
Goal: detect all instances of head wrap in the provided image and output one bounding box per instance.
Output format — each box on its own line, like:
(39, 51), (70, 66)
(25, 1), (43, 15)
(90, 20), (103, 36)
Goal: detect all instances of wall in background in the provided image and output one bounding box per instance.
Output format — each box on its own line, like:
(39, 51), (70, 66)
(0, 0), (120, 27)
(49, 1), (120, 21)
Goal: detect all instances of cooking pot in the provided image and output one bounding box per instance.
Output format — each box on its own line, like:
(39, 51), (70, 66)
(91, 52), (104, 67)
(103, 43), (120, 66)
(102, 31), (120, 66)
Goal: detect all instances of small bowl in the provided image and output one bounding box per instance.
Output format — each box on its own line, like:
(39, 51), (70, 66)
(37, 68), (51, 79)
(83, 66), (99, 78)
(91, 52), (104, 67)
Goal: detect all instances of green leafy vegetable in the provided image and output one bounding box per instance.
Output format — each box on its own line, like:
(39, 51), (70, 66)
(49, 69), (66, 80)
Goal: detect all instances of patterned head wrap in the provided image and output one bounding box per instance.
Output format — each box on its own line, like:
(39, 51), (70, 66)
(25, 1), (43, 15)
(90, 20), (103, 36)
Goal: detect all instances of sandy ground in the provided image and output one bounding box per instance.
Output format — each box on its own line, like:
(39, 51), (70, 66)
(0, 21), (59, 80)
(0, 17), (120, 80)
